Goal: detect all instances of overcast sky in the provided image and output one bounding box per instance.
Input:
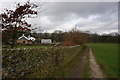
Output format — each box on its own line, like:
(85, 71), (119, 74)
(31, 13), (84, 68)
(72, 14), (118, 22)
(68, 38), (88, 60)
(0, 1), (118, 34)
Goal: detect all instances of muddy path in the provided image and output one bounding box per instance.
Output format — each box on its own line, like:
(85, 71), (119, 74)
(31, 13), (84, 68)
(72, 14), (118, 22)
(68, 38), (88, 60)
(69, 46), (104, 78)
(69, 46), (88, 78)
(89, 47), (104, 78)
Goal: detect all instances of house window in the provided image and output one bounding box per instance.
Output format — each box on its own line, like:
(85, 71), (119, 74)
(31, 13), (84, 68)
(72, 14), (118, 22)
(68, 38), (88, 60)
(23, 41), (25, 43)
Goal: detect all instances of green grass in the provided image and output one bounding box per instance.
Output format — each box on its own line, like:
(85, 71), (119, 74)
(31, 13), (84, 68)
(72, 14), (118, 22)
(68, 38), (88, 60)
(59, 45), (84, 78)
(82, 47), (90, 78)
(2, 45), (52, 49)
(15, 45), (50, 48)
(88, 43), (118, 78)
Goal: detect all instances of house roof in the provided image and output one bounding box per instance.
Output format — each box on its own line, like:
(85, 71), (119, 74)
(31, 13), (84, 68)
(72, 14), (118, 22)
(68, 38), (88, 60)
(18, 34), (28, 40)
(18, 34), (36, 41)
(28, 37), (36, 41)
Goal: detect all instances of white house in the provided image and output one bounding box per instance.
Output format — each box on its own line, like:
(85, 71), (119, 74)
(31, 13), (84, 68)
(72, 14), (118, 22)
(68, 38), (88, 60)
(41, 39), (52, 44)
(17, 34), (36, 44)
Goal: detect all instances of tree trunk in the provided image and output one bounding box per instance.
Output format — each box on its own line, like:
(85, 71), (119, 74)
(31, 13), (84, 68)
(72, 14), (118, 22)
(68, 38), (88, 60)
(10, 28), (17, 48)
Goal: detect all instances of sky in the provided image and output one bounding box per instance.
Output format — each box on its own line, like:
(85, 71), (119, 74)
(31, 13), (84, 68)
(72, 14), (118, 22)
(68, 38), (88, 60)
(0, 0), (118, 34)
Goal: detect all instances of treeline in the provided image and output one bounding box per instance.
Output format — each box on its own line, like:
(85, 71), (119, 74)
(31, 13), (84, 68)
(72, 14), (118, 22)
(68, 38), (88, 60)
(30, 30), (119, 44)
(88, 33), (119, 43)
(2, 29), (119, 46)
(31, 31), (120, 43)
(31, 31), (65, 43)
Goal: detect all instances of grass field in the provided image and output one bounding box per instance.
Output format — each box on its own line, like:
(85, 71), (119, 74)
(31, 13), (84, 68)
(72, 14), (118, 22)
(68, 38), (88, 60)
(88, 43), (118, 78)
(2, 45), (53, 49)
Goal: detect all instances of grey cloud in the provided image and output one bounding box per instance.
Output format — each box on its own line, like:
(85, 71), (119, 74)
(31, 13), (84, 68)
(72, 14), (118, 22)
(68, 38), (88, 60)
(1, 2), (118, 34)
(41, 2), (117, 18)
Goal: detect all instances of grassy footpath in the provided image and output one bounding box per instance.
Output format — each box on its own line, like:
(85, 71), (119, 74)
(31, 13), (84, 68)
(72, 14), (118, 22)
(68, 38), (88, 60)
(88, 43), (118, 78)
(50, 45), (86, 78)
(81, 46), (90, 78)
(58, 45), (90, 78)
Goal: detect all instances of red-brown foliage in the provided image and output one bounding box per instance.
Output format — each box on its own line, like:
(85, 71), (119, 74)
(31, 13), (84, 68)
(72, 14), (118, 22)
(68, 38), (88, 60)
(64, 27), (88, 46)
(1, 1), (38, 48)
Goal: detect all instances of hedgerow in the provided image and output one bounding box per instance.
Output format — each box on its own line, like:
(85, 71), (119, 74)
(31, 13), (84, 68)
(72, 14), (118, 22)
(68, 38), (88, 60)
(2, 46), (80, 78)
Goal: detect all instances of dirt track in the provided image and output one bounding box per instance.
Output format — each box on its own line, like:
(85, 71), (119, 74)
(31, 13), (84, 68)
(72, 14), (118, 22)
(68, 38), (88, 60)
(89, 47), (104, 78)
(69, 47), (104, 78)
